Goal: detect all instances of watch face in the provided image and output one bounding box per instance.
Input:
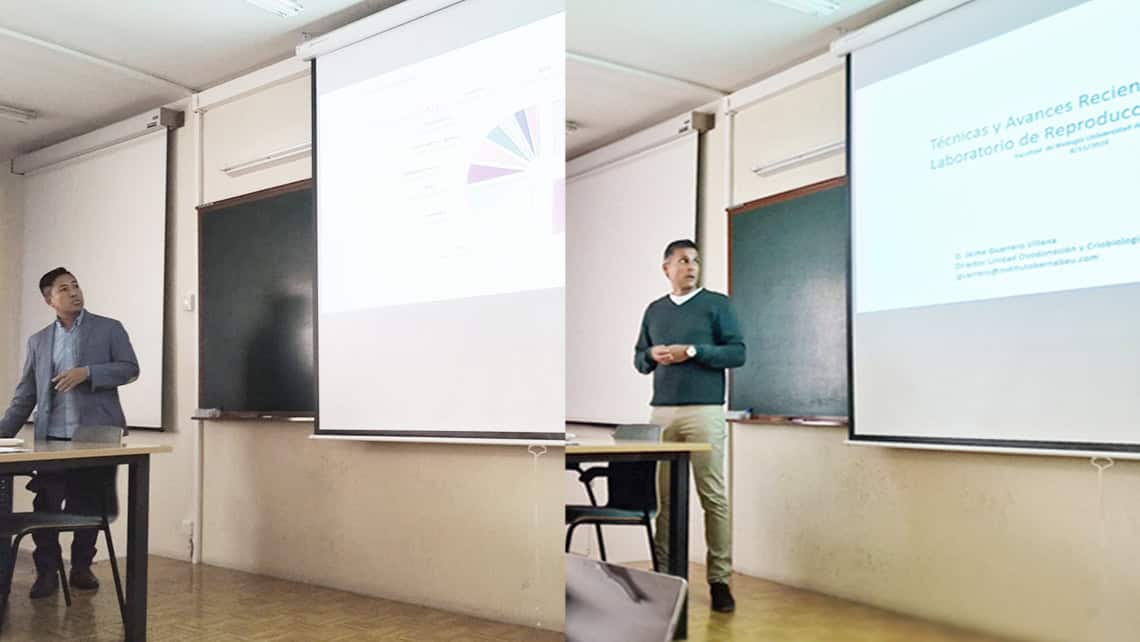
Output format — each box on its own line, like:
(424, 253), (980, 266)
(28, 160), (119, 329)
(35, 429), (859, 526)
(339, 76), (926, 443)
(686, 346), (697, 357)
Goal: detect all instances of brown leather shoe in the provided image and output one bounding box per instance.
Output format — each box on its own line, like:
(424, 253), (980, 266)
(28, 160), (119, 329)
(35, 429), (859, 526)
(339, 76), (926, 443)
(29, 573), (59, 599)
(69, 566), (99, 590)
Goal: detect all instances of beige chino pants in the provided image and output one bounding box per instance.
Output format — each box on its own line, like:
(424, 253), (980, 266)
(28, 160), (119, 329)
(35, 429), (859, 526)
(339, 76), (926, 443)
(650, 405), (732, 584)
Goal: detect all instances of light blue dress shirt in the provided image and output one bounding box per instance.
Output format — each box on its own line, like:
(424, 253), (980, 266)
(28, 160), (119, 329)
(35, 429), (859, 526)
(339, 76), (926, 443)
(47, 309), (85, 439)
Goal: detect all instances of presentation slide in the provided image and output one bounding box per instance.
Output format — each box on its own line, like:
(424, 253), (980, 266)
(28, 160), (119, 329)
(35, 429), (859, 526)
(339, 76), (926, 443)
(854, 0), (1140, 315)
(319, 14), (564, 315)
(315, 8), (565, 438)
(851, 0), (1140, 449)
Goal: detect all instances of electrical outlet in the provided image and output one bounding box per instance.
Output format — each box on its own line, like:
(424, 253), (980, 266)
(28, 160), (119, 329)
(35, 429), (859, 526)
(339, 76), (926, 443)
(180, 519), (194, 535)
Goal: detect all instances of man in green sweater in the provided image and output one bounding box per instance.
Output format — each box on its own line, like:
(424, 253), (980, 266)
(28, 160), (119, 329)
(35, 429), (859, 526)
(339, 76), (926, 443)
(634, 239), (746, 613)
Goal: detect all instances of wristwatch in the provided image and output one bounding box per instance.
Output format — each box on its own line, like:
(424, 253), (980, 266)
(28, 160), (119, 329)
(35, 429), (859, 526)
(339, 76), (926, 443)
(685, 345), (697, 358)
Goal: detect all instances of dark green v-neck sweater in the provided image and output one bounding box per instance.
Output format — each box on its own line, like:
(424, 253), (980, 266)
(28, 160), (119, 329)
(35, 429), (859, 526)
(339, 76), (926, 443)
(634, 289), (746, 406)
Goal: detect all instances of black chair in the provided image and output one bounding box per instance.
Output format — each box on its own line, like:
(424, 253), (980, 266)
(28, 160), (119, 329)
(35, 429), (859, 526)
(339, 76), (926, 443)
(0, 425), (126, 627)
(565, 424), (661, 570)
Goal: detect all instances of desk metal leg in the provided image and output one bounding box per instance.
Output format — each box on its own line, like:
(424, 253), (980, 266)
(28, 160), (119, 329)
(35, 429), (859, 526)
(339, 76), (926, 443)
(126, 456), (150, 641)
(0, 474), (10, 607)
(668, 453), (690, 640)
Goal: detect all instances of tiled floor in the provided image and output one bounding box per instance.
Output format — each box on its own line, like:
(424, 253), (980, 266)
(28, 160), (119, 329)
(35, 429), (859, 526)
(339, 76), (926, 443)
(645, 562), (1023, 642)
(1, 554), (1025, 641)
(1, 555), (560, 641)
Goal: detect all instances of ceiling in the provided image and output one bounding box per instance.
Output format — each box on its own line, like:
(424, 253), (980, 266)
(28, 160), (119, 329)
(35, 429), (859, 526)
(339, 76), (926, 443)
(0, 0), (923, 164)
(0, 0), (402, 162)
(566, 0), (919, 158)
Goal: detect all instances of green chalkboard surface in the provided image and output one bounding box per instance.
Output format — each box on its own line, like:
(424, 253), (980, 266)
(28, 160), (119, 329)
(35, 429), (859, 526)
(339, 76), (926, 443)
(198, 180), (315, 415)
(728, 177), (849, 419)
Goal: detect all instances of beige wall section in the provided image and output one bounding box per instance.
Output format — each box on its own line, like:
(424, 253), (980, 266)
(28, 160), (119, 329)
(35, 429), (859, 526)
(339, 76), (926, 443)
(0, 170), (24, 399)
(205, 424), (563, 627)
(145, 106), (202, 560)
(732, 68), (846, 204)
(704, 66), (1140, 642)
(194, 74), (563, 629)
(698, 119), (728, 295)
(202, 75), (313, 203)
(733, 426), (1140, 642)
(2, 162), (37, 519)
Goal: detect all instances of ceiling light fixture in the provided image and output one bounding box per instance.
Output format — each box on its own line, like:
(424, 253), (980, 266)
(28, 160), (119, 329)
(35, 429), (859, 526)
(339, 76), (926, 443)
(244, 0), (304, 17)
(0, 104), (38, 123)
(767, 0), (840, 16)
(752, 140), (845, 176)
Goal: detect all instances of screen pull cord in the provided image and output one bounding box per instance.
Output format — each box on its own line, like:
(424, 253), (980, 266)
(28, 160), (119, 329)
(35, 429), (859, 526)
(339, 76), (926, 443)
(1090, 456), (1114, 639)
(527, 443), (548, 629)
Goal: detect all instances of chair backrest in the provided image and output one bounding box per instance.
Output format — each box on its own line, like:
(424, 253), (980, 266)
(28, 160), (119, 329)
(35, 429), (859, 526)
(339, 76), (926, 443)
(604, 426), (660, 513)
(613, 424), (661, 442)
(71, 425), (122, 522)
(565, 554), (687, 642)
(604, 461), (657, 514)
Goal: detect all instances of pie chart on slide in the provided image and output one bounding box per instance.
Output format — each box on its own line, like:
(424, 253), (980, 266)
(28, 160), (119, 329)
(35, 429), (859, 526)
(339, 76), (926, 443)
(467, 105), (544, 184)
(465, 103), (563, 236)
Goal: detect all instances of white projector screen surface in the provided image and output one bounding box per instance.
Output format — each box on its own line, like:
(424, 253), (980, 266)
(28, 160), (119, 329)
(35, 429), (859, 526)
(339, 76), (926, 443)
(20, 131), (167, 429)
(315, 0), (564, 439)
(850, 0), (1140, 451)
(566, 134), (698, 424)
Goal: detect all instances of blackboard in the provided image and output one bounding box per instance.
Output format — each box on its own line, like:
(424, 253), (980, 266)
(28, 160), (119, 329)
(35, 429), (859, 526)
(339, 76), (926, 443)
(728, 177), (849, 419)
(198, 180), (315, 414)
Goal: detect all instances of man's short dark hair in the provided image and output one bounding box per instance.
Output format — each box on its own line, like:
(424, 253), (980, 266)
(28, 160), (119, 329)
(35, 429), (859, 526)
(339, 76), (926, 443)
(39, 267), (72, 298)
(663, 239), (698, 261)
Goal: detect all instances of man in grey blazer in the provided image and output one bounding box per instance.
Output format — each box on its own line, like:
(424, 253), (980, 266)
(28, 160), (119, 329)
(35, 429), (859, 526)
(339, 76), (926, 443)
(0, 267), (139, 599)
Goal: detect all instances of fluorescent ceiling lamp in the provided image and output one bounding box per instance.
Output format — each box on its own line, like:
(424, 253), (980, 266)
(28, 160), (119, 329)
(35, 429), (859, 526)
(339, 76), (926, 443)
(0, 104), (38, 123)
(768, 0), (841, 16)
(751, 140), (844, 176)
(220, 142), (311, 177)
(244, 0), (304, 17)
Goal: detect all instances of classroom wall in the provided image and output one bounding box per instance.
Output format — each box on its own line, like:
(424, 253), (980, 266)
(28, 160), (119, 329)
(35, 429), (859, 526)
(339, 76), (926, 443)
(0, 129), (193, 560)
(0, 170), (23, 400)
(150, 104), (207, 561)
(1, 65), (561, 630)
(189, 74), (563, 630)
(0, 170), (35, 519)
(701, 66), (1140, 642)
(564, 126), (722, 567)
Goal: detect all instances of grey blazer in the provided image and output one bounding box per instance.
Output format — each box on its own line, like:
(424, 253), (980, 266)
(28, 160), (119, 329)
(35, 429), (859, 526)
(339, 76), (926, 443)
(0, 311), (139, 439)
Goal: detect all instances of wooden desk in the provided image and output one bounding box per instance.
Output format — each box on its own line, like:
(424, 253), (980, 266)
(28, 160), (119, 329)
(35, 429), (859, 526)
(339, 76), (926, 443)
(0, 441), (171, 641)
(567, 427), (710, 640)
